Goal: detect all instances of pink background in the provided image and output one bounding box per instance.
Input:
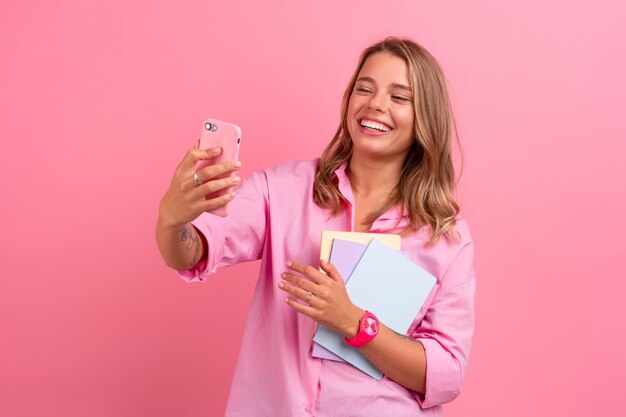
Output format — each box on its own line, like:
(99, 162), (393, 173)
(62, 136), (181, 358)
(2, 1), (625, 416)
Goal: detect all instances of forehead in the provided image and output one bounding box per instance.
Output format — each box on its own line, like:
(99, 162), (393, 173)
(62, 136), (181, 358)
(357, 52), (409, 85)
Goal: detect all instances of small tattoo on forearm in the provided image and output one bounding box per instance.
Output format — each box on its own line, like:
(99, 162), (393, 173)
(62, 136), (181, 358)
(190, 231), (201, 267)
(179, 224), (201, 267)
(178, 224), (190, 242)
(394, 331), (418, 343)
(178, 225), (190, 248)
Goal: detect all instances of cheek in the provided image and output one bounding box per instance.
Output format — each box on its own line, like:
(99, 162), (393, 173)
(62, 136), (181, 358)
(394, 110), (415, 145)
(346, 95), (359, 118)
(394, 118), (414, 144)
(398, 109), (414, 130)
(346, 98), (360, 132)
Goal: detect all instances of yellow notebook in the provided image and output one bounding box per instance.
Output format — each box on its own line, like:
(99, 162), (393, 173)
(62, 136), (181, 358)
(319, 231), (401, 265)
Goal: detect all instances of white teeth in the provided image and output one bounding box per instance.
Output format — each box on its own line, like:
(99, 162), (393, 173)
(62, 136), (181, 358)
(360, 119), (391, 132)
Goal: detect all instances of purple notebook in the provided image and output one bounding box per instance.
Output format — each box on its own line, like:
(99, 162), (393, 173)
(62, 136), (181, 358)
(311, 239), (368, 362)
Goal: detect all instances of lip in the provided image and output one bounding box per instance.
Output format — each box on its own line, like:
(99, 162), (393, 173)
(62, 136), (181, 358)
(358, 117), (394, 130)
(357, 122), (391, 137)
(356, 116), (394, 136)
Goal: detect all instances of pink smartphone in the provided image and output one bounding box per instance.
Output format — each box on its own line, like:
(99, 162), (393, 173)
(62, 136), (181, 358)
(194, 118), (242, 217)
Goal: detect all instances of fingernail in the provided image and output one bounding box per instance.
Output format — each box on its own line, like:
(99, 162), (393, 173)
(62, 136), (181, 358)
(234, 161), (242, 168)
(233, 176), (241, 183)
(211, 147), (221, 153)
(320, 259), (328, 265)
(286, 261), (292, 267)
(230, 192), (236, 198)
(281, 273), (286, 278)
(278, 282), (284, 289)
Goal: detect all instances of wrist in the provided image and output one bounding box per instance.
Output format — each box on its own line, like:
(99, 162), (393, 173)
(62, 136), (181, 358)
(156, 214), (182, 232)
(344, 310), (380, 348)
(343, 307), (366, 339)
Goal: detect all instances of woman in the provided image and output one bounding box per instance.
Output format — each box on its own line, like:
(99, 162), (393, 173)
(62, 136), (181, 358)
(156, 37), (475, 417)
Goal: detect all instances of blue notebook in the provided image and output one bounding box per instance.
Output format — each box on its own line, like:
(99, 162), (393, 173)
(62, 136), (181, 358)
(313, 238), (437, 379)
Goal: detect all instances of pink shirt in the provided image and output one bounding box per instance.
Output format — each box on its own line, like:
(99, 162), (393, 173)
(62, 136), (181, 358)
(178, 159), (476, 417)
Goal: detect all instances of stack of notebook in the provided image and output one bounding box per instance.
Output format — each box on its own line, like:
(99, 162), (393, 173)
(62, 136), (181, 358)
(312, 231), (437, 380)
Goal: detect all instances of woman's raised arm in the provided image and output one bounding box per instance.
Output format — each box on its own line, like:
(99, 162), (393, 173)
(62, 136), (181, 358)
(155, 146), (241, 270)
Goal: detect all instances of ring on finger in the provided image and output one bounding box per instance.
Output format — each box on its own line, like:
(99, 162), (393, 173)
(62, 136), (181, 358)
(193, 172), (202, 185)
(305, 291), (314, 303)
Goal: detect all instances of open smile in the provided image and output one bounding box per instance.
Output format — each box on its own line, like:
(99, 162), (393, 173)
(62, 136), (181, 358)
(357, 118), (394, 135)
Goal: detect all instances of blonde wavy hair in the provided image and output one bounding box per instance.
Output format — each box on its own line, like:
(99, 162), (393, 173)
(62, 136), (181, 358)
(313, 37), (461, 244)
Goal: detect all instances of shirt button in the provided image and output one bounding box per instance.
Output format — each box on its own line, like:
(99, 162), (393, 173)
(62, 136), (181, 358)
(305, 404), (311, 412)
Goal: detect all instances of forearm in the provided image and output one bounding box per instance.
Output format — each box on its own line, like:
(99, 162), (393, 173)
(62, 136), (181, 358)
(360, 323), (427, 394)
(280, 260), (429, 394)
(155, 218), (207, 271)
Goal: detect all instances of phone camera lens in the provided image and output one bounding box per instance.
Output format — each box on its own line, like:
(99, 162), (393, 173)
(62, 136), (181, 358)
(204, 123), (212, 130)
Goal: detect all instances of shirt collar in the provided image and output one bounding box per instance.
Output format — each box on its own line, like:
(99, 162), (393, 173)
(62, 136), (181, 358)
(333, 162), (408, 221)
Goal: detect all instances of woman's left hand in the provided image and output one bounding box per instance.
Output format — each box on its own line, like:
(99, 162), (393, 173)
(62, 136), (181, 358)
(279, 259), (364, 338)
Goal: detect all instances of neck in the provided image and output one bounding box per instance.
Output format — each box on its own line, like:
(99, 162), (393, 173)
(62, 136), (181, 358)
(347, 154), (403, 199)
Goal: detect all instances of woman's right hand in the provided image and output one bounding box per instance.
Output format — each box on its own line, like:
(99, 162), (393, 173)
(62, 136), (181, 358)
(157, 145), (242, 230)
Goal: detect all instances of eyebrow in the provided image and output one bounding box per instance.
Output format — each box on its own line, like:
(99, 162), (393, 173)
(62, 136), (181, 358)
(356, 76), (412, 92)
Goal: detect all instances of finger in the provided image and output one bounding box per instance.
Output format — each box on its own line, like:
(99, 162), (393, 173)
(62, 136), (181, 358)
(180, 146), (223, 171)
(284, 296), (317, 318)
(180, 159), (239, 194)
(189, 175), (241, 200)
(198, 160), (242, 182)
(286, 261), (330, 285)
(179, 167), (209, 193)
(280, 272), (318, 294)
(319, 259), (343, 282)
(278, 280), (317, 306)
(198, 190), (236, 212)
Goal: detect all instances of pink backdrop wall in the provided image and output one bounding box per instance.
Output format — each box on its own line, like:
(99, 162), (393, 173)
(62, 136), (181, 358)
(2, 1), (625, 416)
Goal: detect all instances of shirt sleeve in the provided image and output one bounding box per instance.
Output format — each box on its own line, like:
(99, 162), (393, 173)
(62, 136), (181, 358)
(176, 169), (269, 282)
(412, 241), (476, 408)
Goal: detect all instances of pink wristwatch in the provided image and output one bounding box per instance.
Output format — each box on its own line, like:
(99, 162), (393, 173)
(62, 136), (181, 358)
(345, 310), (379, 348)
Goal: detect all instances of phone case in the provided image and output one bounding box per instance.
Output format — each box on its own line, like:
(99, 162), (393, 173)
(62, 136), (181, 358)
(194, 118), (241, 217)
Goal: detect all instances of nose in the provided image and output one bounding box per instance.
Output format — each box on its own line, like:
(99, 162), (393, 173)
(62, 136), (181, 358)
(367, 91), (387, 112)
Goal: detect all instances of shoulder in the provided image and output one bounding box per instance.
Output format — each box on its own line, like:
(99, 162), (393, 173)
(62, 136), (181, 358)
(242, 159), (318, 187)
(414, 214), (473, 251)
(263, 159), (319, 183)
(241, 159), (320, 198)
(407, 214), (475, 290)
(265, 159), (319, 175)
(437, 215), (475, 289)
(451, 215), (473, 248)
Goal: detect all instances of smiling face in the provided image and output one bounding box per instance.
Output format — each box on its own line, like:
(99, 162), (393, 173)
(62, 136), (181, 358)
(346, 52), (416, 163)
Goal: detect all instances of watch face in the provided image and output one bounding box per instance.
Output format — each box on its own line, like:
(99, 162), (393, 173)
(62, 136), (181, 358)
(363, 316), (379, 336)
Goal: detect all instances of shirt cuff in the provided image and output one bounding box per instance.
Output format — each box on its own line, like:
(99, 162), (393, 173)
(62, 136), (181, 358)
(413, 338), (462, 408)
